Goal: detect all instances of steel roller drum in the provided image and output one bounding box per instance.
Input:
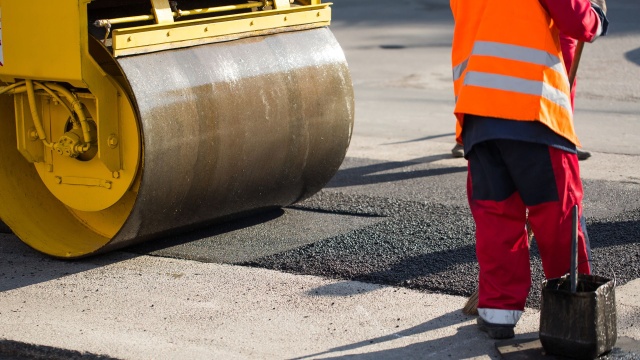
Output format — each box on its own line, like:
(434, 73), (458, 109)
(0, 27), (353, 257)
(114, 27), (354, 244)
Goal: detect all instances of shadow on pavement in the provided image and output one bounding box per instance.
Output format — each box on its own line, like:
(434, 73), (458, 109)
(0, 209), (286, 293)
(289, 310), (496, 360)
(126, 208), (285, 255)
(382, 133), (457, 145)
(625, 47), (640, 66)
(0, 235), (137, 293)
(326, 158), (466, 188)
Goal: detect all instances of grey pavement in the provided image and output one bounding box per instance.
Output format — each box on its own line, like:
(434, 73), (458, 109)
(1, 0), (640, 359)
(0, 235), (638, 359)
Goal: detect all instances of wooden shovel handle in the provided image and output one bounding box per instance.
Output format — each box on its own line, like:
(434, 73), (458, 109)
(568, 41), (585, 90)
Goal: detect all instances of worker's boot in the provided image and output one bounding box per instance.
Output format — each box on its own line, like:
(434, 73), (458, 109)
(451, 143), (464, 158)
(477, 317), (515, 339)
(577, 148), (592, 161)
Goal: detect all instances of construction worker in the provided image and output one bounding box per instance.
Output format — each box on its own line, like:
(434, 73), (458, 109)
(449, 0), (608, 340)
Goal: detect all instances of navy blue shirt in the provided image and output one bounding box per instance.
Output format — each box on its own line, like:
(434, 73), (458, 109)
(461, 115), (577, 159)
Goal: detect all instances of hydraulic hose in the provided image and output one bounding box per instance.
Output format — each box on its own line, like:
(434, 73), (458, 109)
(44, 82), (92, 150)
(25, 80), (53, 148)
(1, 80), (91, 151)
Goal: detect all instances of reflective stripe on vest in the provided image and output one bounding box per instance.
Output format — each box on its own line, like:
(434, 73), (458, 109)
(453, 41), (571, 113)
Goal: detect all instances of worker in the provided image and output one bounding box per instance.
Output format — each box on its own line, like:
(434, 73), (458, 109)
(449, 0), (608, 340)
(451, 31), (596, 160)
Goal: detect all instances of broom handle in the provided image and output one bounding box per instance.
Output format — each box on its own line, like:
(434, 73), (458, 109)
(570, 205), (579, 293)
(568, 41), (584, 294)
(568, 41), (585, 91)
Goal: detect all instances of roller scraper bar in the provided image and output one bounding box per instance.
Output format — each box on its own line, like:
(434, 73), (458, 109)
(91, 0), (332, 57)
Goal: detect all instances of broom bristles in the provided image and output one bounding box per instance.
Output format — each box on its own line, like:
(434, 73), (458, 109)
(462, 289), (479, 316)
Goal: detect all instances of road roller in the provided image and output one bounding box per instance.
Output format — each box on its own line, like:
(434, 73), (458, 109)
(0, 0), (354, 258)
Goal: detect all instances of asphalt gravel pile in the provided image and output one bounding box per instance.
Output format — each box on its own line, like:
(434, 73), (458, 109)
(242, 189), (640, 309)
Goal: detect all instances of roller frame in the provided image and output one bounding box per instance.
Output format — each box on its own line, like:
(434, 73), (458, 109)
(0, 0), (353, 257)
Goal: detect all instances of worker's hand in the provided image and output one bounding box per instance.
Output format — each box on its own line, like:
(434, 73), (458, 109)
(590, 0), (607, 15)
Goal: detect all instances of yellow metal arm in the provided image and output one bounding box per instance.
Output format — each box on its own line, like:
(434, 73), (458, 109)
(93, 1), (279, 28)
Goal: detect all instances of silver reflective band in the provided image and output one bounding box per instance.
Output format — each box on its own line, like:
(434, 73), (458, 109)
(478, 308), (523, 325)
(452, 41), (569, 84)
(453, 58), (468, 81)
(464, 71), (572, 113)
(473, 41), (567, 80)
(542, 82), (573, 112)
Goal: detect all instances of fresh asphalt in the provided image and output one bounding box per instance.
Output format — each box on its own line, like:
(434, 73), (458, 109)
(1, 0), (639, 359)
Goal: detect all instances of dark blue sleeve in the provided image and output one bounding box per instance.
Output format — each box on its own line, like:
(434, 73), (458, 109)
(591, 4), (609, 36)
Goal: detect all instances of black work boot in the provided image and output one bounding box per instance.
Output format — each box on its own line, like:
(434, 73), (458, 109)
(477, 317), (515, 339)
(451, 143), (464, 158)
(577, 148), (591, 161)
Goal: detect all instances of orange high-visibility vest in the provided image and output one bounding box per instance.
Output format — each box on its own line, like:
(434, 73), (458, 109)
(451, 0), (579, 146)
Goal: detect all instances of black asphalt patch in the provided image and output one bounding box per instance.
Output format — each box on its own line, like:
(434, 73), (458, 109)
(241, 190), (640, 309)
(128, 157), (640, 310)
(127, 208), (384, 264)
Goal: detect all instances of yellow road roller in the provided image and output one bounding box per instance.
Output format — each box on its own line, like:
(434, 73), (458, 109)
(0, 0), (354, 258)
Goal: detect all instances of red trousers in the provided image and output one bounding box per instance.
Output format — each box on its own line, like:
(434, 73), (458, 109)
(467, 140), (591, 312)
